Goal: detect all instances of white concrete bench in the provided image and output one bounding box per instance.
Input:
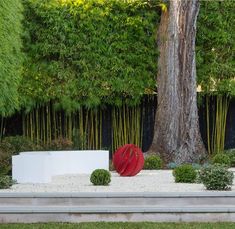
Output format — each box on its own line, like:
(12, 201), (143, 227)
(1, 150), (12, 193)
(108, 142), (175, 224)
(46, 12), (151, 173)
(12, 150), (109, 183)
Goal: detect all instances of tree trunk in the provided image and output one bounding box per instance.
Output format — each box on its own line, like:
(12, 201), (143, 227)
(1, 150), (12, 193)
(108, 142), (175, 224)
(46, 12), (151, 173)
(149, 0), (206, 164)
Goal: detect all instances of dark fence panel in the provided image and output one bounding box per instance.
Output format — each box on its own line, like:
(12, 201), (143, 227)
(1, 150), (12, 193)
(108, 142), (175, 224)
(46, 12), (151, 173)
(2, 96), (235, 152)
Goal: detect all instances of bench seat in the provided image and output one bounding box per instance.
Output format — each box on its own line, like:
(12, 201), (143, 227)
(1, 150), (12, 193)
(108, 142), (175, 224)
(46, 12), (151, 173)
(12, 150), (109, 183)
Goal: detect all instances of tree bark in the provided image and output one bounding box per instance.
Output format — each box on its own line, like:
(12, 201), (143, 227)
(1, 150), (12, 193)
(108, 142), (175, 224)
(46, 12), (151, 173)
(149, 0), (206, 164)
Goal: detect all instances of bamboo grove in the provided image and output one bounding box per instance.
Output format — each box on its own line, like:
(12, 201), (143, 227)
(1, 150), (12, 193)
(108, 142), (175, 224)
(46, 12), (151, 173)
(22, 104), (144, 152)
(197, 1), (235, 155)
(206, 95), (230, 155)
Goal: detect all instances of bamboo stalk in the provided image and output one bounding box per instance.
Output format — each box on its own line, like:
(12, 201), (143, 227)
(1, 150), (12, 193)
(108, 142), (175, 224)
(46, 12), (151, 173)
(59, 111), (62, 138)
(30, 111), (33, 140)
(36, 107), (39, 142)
(22, 113), (25, 137)
(206, 96), (211, 155)
(0, 117), (4, 141)
(209, 95), (230, 155)
(42, 106), (45, 144)
(99, 109), (102, 149)
(53, 107), (56, 140)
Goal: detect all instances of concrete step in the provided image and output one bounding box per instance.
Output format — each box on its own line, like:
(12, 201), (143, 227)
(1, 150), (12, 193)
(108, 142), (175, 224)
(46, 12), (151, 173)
(1, 192), (235, 222)
(0, 192), (235, 207)
(1, 205), (235, 213)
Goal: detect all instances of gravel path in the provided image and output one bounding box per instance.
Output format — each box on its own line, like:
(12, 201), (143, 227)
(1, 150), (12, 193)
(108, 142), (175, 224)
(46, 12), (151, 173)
(1, 170), (235, 193)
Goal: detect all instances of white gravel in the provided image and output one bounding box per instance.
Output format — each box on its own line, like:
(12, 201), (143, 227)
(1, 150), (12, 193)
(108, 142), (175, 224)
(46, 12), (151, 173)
(1, 170), (235, 193)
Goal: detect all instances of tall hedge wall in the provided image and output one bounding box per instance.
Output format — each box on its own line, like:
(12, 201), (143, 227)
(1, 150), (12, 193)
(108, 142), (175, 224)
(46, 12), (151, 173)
(196, 0), (235, 95)
(0, 0), (23, 116)
(19, 0), (235, 113)
(21, 0), (160, 111)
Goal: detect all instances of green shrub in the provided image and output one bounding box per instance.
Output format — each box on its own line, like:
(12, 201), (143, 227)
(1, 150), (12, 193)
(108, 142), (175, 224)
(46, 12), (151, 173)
(173, 164), (197, 183)
(144, 155), (163, 170)
(47, 138), (73, 150)
(195, 171), (202, 184)
(0, 175), (16, 189)
(211, 153), (231, 167)
(90, 169), (111, 186)
(0, 149), (10, 175)
(199, 164), (234, 190)
(1, 136), (42, 153)
(0, 136), (42, 175)
(224, 149), (235, 167)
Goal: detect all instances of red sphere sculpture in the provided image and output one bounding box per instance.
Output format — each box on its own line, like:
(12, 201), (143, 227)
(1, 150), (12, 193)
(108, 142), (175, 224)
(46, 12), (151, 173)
(113, 144), (144, 176)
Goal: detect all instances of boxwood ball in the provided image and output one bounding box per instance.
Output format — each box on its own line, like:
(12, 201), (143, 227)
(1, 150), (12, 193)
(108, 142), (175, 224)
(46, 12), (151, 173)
(113, 144), (144, 176)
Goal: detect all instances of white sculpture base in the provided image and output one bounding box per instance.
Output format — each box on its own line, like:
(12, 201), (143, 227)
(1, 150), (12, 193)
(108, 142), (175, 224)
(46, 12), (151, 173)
(12, 150), (109, 183)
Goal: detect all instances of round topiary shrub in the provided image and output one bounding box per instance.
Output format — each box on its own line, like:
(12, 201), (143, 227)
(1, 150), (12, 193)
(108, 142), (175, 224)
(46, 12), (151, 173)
(144, 155), (163, 170)
(211, 153), (231, 167)
(173, 164), (197, 183)
(199, 164), (234, 190)
(90, 169), (111, 186)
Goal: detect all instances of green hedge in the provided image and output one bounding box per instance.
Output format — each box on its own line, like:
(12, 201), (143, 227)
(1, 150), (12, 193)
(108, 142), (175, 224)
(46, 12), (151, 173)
(19, 0), (235, 111)
(196, 0), (235, 95)
(1, 0), (233, 115)
(0, 0), (23, 116)
(21, 0), (159, 111)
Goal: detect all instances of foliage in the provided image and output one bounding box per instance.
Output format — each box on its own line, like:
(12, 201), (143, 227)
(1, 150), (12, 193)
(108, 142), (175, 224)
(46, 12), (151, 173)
(211, 153), (231, 167)
(1, 136), (42, 153)
(144, 154), (162, 170)
(72, 128), (87, 150)
(47, 137), (73, 150)
(225, 149), (235, 167)
(90, 169), (111, 186)
(197, 1), (235, 162)
(112, 105), (142, 151)
(206, 95), (230, 155)
(196, 1), (235, 95)
(0, 136), (42, 175)
(0, 175), (16, 189)
(173, 165), (197, 183)
(166, 162), (178, 169)
(192, 163), (201, 170)
(0, 149), (10, 175)
(0, 0), (23, 116)
(157, 161), (206, 172)
(194, 171), (202, 184)
(20, 0), (159, 110)
(199, 164), (234, 190)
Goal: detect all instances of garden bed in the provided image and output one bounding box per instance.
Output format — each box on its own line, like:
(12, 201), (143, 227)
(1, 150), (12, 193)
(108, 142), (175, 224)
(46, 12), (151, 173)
(1, 170), (235, 193)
